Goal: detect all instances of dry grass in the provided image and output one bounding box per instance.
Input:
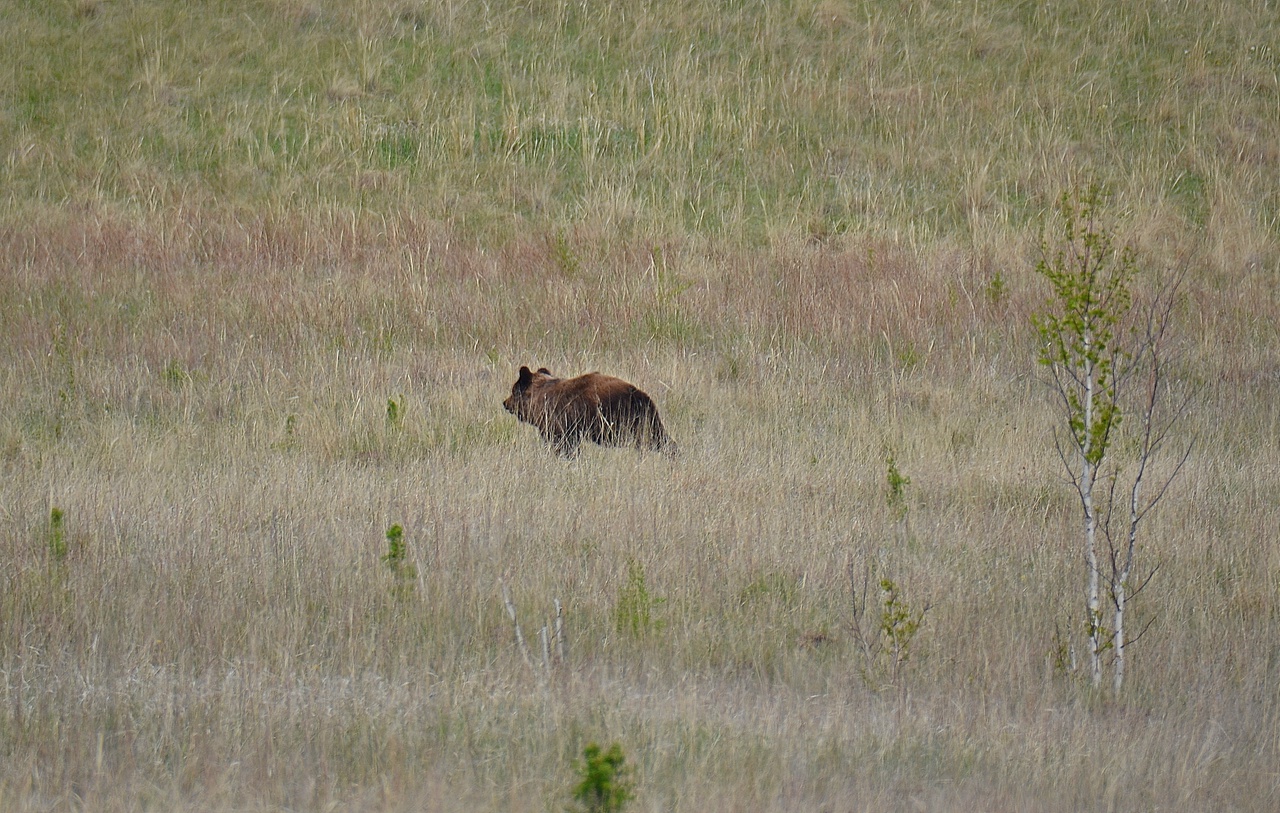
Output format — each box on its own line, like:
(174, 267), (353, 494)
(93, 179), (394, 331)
(2, 0), (1279, 810)
(2, 211), (1278, 811)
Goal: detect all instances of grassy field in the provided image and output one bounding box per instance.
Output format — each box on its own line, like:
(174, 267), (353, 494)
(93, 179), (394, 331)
(2, 1), (1279, 811)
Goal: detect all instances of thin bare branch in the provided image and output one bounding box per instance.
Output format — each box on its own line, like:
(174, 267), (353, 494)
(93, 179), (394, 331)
(1135, 440), (1194, 523)
(1128, 565), (1159, 600)
(1126, 615), (1159, 649)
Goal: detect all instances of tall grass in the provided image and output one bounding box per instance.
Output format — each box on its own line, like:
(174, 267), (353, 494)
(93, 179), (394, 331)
(2, 0), (1279, 810)
(3, 214), (1278, 810)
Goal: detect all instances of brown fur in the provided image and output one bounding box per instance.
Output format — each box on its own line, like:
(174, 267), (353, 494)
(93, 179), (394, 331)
(503, 366), (676, 458)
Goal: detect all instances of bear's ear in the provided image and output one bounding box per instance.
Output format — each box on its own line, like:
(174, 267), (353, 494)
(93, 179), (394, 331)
(515, 366), (533, 389)
(536, 367), (552, 375)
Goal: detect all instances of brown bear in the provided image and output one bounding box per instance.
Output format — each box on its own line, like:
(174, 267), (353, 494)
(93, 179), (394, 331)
(503, 366), (676, 458)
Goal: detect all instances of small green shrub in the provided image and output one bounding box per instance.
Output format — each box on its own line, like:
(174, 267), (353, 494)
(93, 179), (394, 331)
(877, 577), (926, 678)
(569, 742), (633, 813)
(385, 397), (403, 431)
(272, 413), (300, 452)
(885, 454), (911, 521)
(986, 270), (1008, 307)
(614, 559), (664, 639)
(850, 563), (930, 688)
(47, 507), (67, 562)
(382, 524), (416, 596)
(162, 359), (192, 387)
(896, 343), (922, 371)
(552, 231), (582, 278)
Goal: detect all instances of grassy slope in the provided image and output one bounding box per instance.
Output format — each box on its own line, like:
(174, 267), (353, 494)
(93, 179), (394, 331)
(2, 1), (1279, 811)
(3, 0), (1275, 244)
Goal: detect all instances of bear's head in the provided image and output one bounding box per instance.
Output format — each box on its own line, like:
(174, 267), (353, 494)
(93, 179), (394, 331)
(503, 366), (553, 419)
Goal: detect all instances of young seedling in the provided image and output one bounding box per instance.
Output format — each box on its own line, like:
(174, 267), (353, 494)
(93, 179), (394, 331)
(885, 454), (911, 523)
(48, 507), (67, 563)
(570, 742), (633, 813)
(1033, 184), (1192, 692)
(614, 559), (665, 639)
(382, 524), (416, 598)
(848, 559), (930, 689)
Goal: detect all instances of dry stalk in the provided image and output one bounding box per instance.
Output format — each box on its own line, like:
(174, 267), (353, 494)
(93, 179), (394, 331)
(500, 578), (532, 666)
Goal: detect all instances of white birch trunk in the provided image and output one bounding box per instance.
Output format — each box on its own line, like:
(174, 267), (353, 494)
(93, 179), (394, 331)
(1083, 470), (1101, 687)
(554, 598), (568, 663)
(1114, 415), (1147, 694)
(1081, 336), (1103, 688)
(500, 579), (532, 665)
(1113, 578), (1126, 693)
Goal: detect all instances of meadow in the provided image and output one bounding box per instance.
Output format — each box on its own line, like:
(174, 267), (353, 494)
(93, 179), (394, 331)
(2, 1), (1278, 810)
